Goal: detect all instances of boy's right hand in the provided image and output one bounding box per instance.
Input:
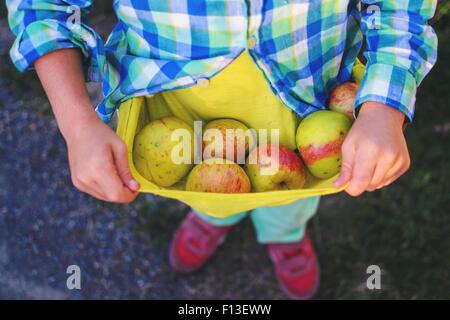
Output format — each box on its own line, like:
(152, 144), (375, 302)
(33, 48), (139, 203)
(65, 116), (139, 203)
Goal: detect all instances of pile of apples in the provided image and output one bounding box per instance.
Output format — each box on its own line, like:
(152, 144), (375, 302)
(133, 82), (358, 193)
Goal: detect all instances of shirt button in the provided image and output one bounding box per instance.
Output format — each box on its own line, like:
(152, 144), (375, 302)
(197, 78), (210, 88)
(247, 36), (257, 49)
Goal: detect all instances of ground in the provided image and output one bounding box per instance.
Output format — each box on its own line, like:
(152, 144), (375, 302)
(0, 13), (449, 300)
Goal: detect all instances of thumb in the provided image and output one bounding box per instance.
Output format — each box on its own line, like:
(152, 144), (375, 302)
(333, 144), (354, 188)
(112, 141), (140, 192)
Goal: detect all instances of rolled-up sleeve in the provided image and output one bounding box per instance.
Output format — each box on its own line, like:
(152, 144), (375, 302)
(356, 0), (438, 122)
(6, 0), (99, 74)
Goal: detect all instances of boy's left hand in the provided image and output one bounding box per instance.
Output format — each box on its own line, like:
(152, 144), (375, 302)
(333, 101), (410, 196)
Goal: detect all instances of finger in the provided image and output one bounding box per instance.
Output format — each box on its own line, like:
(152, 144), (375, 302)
(112, 140), (140, 192)
(379, 158), (406, 186)
(333, 162), (352, 188)
(378, 159), (409, 189)
(97, 169), (138, 203)
(367, 156), (398, 191)
(333, 142), (355, 188)
(378, 172), (402, 189)
(85, 187), (109, 202)
(90, 180), (112, 201)
(345, 149), (377, 196)
(95, 150), (138, 203)
(74, 179), (109, 201)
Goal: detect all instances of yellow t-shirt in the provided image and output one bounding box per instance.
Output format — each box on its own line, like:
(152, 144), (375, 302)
(147, 51), (300, 149)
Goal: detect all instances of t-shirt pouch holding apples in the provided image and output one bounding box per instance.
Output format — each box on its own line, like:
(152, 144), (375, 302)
(128, 65), (362, 217)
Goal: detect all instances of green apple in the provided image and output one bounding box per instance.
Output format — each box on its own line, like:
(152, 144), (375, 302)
(133, 116), (194, 187)
(186, 158), (251, 193)
(244, 144), (306, 192)
(296, 110), (352, 179)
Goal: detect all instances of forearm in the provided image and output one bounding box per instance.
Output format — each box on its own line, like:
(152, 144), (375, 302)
(359, 101), (405, 127)
(34, 48), (101, 142)
(357, 0), (438, 122)
(35, 48), (138, 201)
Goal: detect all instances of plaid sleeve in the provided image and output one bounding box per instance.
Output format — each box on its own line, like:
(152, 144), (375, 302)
(356, 0), (438, 122)
(6, 0), (97, 73)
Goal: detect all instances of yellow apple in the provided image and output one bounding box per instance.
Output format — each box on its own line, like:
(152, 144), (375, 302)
(133, 117), (194, 187)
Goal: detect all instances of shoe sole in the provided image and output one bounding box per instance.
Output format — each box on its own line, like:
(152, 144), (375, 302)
(277, 267), (320, 300)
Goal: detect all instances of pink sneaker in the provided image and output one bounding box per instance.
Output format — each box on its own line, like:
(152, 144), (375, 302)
(267, 234), (320, 300)
(169, 211), (232, 273)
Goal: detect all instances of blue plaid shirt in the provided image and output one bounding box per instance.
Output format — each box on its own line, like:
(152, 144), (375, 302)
(7, 0), (438, 122)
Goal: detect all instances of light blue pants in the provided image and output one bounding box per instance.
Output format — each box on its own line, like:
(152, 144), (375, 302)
(194, 196), (320, 244)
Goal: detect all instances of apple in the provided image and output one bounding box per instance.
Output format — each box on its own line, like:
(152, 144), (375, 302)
(352, 59), (366, 84)
(186, 158), (251, 193)
(202, 118), (255, 163)
(244, 144), (306, 192)
(296, 110), (352, 179)
(133, 116), (194, 187)
(328, 82), (359, 120)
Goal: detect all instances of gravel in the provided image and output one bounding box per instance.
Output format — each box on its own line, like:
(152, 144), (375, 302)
(0, 15), (290, 300)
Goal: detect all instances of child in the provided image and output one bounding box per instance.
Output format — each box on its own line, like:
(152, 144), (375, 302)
(7, 0), (437, 299)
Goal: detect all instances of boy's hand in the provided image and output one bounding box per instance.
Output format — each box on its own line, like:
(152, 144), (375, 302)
(66, 116), (139, 203)
(333, 102), (410, 196)
(34, 49), (139, 203)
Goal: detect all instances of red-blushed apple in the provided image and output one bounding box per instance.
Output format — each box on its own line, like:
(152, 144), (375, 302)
(202, 118), (255, 164)
(244, 144), (306, 192)
(296, 110), (352, 179)
(186, 158), (251, 193)
(328, 82), (359, 120)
